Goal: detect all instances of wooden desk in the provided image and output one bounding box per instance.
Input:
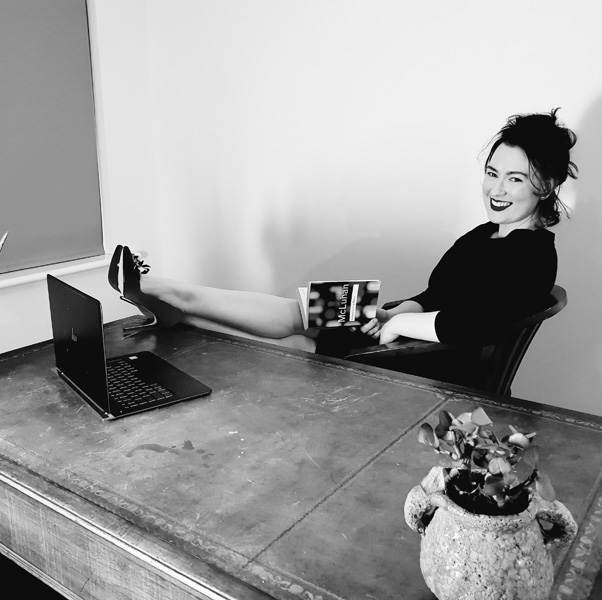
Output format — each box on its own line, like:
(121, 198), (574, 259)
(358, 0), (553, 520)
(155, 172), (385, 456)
(1, 320), (602, 600)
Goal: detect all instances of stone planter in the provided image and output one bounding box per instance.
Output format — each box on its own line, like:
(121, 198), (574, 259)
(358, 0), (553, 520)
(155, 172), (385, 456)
(404, 467), (577, 600)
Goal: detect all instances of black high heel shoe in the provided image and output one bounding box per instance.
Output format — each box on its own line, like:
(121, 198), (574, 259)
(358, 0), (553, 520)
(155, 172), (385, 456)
(108, 244), (123, 293)
(108, 245), (184, 331)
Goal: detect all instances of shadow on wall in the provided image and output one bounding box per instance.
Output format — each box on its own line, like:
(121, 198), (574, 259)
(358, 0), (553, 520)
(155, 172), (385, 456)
(261, 181), (456, 306)
(516, 97), (602, 415)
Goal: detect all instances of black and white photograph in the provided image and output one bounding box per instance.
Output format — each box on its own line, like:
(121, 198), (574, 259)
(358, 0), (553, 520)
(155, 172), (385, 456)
(1, 1), (601, 599)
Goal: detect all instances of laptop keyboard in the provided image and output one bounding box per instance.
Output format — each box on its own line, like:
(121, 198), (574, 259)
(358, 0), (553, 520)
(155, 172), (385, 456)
(107, 359), (174, 410)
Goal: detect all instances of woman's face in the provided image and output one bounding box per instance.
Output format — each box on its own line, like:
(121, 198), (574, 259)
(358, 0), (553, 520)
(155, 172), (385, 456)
(482, 143), (543, 232)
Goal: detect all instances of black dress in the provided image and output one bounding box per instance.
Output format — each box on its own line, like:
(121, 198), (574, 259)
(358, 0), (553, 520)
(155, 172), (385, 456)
(315, 222), (557, 386)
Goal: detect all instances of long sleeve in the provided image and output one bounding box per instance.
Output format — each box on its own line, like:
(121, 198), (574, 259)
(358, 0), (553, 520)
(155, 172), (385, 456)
(408, 223), (557, 346)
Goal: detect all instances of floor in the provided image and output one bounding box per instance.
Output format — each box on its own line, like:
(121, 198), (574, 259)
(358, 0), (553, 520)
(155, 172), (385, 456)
(1, 554), (65, 599)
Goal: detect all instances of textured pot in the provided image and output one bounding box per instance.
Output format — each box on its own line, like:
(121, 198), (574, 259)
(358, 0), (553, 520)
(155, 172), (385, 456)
(404, 467), (577, 600)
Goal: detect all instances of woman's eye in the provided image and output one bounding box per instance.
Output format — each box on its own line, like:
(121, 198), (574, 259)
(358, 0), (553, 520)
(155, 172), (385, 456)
(509, 177), (523, 183)
(485, 170), (497, 178)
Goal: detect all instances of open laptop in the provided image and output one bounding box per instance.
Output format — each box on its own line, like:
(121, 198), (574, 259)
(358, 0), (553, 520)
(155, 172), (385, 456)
(47, 274), (211, 420)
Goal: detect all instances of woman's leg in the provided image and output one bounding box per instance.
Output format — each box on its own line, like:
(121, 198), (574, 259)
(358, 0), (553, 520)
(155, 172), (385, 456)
(140, 276), (314, 342)
(182, 315), (318, 352)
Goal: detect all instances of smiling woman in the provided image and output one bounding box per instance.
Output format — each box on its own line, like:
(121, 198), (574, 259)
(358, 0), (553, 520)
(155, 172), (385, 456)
(362, 109), (578, 349)
(104, 110), (578, 388)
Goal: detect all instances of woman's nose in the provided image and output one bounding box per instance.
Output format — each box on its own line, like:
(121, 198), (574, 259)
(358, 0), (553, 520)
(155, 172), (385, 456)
(491, 178), (506, 196)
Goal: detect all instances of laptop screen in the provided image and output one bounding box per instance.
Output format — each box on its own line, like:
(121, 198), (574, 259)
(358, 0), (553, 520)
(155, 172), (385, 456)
(47, 275), (111, 413)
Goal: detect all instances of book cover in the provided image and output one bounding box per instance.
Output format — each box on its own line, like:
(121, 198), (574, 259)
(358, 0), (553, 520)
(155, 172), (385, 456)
(297, 280), (381, 329)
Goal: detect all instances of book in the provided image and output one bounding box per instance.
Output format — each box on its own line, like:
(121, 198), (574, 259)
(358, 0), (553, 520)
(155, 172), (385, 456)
(297, 280), (381, 329)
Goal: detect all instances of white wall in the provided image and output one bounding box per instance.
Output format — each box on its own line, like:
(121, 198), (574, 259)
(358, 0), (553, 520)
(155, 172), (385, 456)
(4, 1), (602, 417)
(142, 0), (602, 416)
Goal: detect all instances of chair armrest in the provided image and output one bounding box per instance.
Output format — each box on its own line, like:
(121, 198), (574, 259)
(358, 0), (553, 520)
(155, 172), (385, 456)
(344, 336), (454, 361)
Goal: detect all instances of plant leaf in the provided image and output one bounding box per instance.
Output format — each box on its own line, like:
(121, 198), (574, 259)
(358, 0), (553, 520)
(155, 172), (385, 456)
(452, 421), (479, 435)
(507, 432), (532, 449)
(455, 411), (473, 425)
(482, 475), (505, 497)
(437, 439), (456, 455)
(418, 423), (439, 448)
(471, 407), (492, 426)
(442, 431), (456, 444)
(435, 411), (454, 437)
(521, 445), (540, 468)
(473, 442), (499, 451)
(488, 457), (512, 475)
(472, 450), (489, 469)
(535, 472), (556, 502)
(513, 458), (533, 481)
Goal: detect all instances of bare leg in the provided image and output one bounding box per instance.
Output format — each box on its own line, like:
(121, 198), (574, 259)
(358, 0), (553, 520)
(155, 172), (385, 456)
(182, 315), (317, 352)
(140, 276), (317, 349)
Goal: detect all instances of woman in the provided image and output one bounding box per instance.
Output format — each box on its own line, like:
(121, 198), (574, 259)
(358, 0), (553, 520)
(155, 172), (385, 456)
(110, 109), (578, 379)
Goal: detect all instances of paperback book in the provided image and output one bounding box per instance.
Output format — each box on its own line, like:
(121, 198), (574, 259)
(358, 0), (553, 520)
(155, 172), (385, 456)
(297, 280), (381, 329)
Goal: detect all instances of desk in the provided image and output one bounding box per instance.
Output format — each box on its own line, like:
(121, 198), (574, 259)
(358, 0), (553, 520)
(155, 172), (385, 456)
(1, 320), (602, 600)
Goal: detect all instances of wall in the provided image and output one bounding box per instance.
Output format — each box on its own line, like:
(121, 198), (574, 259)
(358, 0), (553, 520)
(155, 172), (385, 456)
(4, 1), (602, 417)
(142, 0), (602, 415)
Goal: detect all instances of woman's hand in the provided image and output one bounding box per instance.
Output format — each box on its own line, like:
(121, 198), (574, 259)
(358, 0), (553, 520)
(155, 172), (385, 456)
(360, 308), (390, 339)
(360, 301), (438, 344)
(378, 311), (441, 344)
(378, 314), (405, 344)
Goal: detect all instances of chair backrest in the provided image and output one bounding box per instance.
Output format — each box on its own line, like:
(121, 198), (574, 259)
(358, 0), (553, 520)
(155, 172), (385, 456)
(479, 285), (567, 396)
(347, 285), (567, 396)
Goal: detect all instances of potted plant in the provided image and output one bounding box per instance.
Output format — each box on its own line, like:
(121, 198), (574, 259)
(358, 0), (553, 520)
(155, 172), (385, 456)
(404, 406), (577, 600)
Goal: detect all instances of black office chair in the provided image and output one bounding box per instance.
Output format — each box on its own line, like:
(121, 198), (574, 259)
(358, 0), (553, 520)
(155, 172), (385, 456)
(345, 285), (567, 396)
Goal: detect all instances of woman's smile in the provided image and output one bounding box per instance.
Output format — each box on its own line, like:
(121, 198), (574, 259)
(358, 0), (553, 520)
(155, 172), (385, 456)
(490, 198), (512, 212)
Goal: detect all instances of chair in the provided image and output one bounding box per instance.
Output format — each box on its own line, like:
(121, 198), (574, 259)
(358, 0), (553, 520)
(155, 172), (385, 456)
(344, 285), (567, 396)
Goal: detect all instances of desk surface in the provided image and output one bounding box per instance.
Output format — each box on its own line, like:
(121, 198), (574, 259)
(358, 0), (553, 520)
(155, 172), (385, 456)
(1, 320), (602, 600)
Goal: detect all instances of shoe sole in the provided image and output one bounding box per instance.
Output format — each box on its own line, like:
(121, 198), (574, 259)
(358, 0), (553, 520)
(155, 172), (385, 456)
(108, 244), (123, 292)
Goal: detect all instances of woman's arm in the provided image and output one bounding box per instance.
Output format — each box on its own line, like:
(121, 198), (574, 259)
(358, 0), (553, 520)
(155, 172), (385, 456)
(361, 299), (440, 343)
(378, 311), (440, 344)
(386, 299), (425, 317)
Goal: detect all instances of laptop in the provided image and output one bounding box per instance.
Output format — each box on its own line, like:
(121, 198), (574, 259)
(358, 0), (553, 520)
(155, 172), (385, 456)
(47, 274), (211, 420)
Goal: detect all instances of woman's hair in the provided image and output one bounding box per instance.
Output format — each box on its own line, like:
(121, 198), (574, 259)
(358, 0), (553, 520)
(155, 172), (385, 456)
(485, 108), (578, 227)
